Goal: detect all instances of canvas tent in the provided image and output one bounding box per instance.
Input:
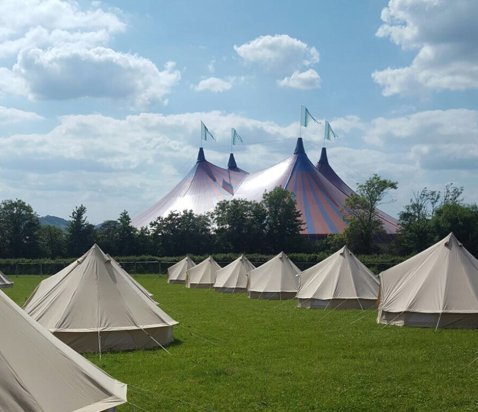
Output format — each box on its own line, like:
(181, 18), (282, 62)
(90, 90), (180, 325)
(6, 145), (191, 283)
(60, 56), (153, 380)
(0, 289), (127, 412)
(235, 138), (399, 235)
(24, 244), (178, 352)
(133, 148), (248, 228)
(316, 147), (398, 234)
(186, 256), (221, 288)
(132, 138), (398, 236)
(214, 255), (255, 293)
(0, 271), (13, 288)
(168, 256), (196, 284)
(378, 233), (478, 328)
(248, 252), (300, 299)
(297, 246), (379, 309)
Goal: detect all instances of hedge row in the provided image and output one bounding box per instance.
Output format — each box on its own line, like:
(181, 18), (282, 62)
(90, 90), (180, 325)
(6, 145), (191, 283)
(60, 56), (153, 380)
(0, 252), (409, 276)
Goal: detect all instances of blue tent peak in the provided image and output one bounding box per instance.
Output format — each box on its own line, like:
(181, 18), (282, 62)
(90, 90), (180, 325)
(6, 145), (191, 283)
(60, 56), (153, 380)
(318, 147), (329, 166)
(294, 137), (305, 155)
(228, 153), (238, 169)
(197, 147), (206, 162)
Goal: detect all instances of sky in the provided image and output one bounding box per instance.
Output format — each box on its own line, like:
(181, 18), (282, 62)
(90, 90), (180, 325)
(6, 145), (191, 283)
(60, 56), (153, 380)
(0, 0), (477, 224)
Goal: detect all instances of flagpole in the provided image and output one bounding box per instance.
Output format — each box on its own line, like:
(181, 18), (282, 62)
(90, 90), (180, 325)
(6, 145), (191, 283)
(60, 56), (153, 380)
(299, 106), (302, 138)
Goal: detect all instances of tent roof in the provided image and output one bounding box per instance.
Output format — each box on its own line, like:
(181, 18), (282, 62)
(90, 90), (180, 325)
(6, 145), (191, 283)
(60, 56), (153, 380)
(133, 148), (248, 228)
(214, 255), (255, 289)
(248, 252), (300, 293)
(235, 138), (360, 235)
(133, 138), (398, 235)
(24, 244), (178, 332)
(0, 290), (126, 412)
(379, 233), (478, 314)
(168, 256), (196, 282)
(186, 256), (221, 285)
(317, 147), (398, 234)
(0, 271), (13, 288)
(297, 246), (379, 301)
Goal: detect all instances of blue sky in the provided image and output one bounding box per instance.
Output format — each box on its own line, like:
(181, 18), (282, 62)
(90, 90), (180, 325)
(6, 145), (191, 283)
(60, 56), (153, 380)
(0, 0), (477, 223)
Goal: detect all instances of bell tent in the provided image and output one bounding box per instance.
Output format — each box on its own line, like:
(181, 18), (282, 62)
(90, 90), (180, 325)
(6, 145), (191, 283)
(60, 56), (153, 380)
(186, 256), (221, 288)
(0, 271), (13, 288)
(24, 244), (178, 352)
(213, 255), (255, 293)
(297, 246), (379, 309)
(378, 233), (478, 328)
(0, 289), (127, 412)
(168, 256), (196, 284)
(248, 252), (300, 299)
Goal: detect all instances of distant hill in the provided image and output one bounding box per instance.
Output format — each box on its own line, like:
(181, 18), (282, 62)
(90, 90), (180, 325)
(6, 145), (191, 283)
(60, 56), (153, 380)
(39, 215), (69, 230)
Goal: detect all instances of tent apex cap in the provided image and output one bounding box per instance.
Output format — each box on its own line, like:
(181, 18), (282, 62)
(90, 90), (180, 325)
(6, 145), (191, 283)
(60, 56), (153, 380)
(197, 147), (206, 162)
(294, 137), (305, 155)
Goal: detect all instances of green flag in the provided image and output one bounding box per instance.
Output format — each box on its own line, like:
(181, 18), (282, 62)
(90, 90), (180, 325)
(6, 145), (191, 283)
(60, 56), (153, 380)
(201, 121), (215, 141)
(324, 120), (337, 140)
(231, 128), (243, 145)
(300, 105), (320, 127)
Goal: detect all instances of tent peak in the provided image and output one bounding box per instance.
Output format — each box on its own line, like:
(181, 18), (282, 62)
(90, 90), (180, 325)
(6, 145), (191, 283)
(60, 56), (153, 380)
(294, 137), (305, 155)
(338, 245), (349, 256)
(228, 153), (238, 169)
(444, 232), (462, 248)
(318, 147), (329, 166)
(197, 147), (206, 162)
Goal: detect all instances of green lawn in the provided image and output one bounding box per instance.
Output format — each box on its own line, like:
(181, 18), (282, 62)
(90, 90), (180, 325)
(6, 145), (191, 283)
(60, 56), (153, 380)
(5, 275), (478, 411)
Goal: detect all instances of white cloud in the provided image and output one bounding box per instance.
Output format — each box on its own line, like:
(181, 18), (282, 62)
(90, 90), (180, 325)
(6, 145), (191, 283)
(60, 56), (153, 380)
(0, 0), (180, 106)
(373, 0), (478, 95)
(364, 109), (478, 147)
(0, 0), (125, 57)
(0, 109), (476, 223)
(13, 47), (181, 105)
(234, 34), (321, 87)
(0, 67), (28, 96)
(0, 105), (43, 123)
(278, 69), (321, 90)
(234, 34), (319, 72)
(194, 77), (233, 93)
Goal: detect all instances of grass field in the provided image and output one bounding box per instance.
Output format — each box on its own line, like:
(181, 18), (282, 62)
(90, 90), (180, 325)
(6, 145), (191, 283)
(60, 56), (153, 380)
(5, 275), (478, 411)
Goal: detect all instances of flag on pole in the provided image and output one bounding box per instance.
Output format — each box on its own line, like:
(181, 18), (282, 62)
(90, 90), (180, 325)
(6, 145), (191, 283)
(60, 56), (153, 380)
(231, 128), (243, 145)
(324, 120), (337, 140)
(201, 121), (215, 141)
(300, 105), (320, 127)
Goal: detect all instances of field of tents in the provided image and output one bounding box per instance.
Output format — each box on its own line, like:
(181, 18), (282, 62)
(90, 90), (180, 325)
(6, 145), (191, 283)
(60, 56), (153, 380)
(4, 270), (478, 410)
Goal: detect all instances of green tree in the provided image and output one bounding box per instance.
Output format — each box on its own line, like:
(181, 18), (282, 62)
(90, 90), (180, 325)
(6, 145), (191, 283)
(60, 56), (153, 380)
(0, 199), (41, 258)
(117, 210), (138, 256)
(344, 174), (398, 254)
(136, 226), (152, 255)
(38, 225), (66, 258)
(150, 210), (212, 256)
(66, 205), (96, 256)
(431, 203), (478, 256)
(262, 187), (304, 253)
(212, 199), (266, 253)
(95, 220), (120, 255)
(396, 188), (440, 254)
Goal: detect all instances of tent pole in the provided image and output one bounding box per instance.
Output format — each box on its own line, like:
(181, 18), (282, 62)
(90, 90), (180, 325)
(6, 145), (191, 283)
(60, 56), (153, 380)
(97, 330), (102, 360)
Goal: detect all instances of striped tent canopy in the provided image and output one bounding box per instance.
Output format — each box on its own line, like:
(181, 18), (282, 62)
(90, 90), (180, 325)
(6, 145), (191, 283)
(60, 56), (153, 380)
(133, 148), (248, 228)
(133, 137), (398, 235)
(234, 138), (398, 235)
(316, 147), (398, 234)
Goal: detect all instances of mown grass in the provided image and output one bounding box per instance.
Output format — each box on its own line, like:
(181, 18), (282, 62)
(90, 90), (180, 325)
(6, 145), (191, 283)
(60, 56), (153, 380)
(5, 275), (478, 411)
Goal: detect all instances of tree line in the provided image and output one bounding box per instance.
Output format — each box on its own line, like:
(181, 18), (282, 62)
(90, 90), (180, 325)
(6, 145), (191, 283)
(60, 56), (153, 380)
(0, 187), (303, 259)
(1, 177), (477, 259)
